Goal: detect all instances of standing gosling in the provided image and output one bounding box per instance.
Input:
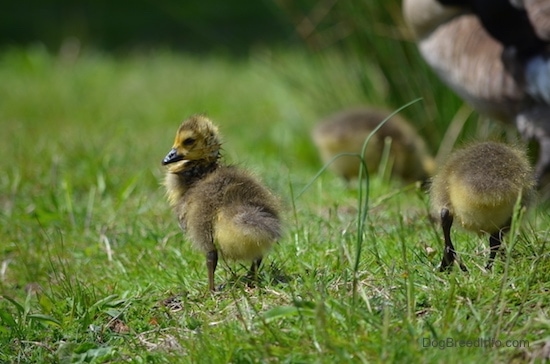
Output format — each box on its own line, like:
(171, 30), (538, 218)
(312, 107), (436, 183)
(430, 141), (535, 271)
(162, 115), (282, 291)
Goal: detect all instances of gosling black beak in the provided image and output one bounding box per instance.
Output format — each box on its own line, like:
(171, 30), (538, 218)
(162, 148), (184, 165)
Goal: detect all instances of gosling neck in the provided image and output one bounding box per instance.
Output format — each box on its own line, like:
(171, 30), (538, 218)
(173, 158), (220, 188)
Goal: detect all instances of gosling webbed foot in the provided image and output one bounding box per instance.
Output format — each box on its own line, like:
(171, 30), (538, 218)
(440, 245), (456, 272)
(439, 246), (468, 272)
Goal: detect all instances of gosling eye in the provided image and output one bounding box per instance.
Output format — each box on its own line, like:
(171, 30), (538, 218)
(182, 137), (196, 146)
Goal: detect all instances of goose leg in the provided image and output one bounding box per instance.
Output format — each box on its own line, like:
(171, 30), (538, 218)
(206, 250), (218, 292)
(535, 136), (550, 188)
(516, 110), (550, 188)
(439, 208), (468, 272)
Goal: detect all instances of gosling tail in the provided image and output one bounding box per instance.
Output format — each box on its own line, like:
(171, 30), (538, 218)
(215, 205), (281, 261)
(232, 206), (282, 241)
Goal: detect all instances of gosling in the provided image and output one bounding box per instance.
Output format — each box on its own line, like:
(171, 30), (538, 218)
(312, 107), (435, 183)
(162, 115), (282, 291)
(430, 141), (535, 271)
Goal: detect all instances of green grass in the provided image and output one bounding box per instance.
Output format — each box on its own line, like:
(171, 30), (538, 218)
(1, 41), (549, 363)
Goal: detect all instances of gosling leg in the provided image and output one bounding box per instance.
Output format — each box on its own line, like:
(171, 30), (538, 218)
(206, 250), (218, 292)
(246, 257), (263, 286)
(439, 208), (467, 272)
(249, 257), (262, 275)
(486, 230), (504, 270)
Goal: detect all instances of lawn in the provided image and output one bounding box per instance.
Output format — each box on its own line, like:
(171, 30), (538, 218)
(0, 42), (549, 363)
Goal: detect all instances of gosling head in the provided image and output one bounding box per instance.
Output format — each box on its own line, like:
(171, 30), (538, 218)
(162, 115), (222, 173)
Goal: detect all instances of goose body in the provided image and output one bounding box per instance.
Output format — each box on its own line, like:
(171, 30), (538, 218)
(430, 141), (535, 270)
(311, 107), (435, 182)
(163, 115), (282, 291)
(403, 0), (550, 185)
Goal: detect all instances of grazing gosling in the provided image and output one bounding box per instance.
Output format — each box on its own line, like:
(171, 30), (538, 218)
(312, 107), (436, 183)
(162, 115), (282, 291)
(430, 141), (535, 271)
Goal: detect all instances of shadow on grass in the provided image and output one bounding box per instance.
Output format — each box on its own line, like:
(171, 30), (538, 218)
(156, 261), (296, 310)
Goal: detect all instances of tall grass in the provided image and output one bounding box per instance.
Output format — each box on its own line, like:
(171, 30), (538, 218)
(0, 8), (549, 362)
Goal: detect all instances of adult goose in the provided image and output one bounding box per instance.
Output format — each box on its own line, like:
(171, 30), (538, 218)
(403, 0), (550, 187)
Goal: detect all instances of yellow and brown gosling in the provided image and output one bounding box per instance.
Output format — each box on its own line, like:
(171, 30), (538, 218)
(312, 107), (436, 183)
(430, 141), (535, 271)
(162, 115), (282, 291)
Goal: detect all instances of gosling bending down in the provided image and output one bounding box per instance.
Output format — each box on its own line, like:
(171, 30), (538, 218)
(162, 115), (282, 291)
(430, 141), (535, 271)
(312, 107), (435, 183)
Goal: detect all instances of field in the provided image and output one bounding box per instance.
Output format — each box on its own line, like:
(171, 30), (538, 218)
(1, 30), (550, 364)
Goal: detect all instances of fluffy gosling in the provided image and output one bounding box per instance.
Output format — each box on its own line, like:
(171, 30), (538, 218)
(312, 107), (436, 183)
(162, 115), (282, 291)
(430, 141), (535, 271)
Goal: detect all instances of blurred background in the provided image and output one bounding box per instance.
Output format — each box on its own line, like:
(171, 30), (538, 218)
(3, 0), (507, 150)
(2, 0), (517, 186)
(2, 0), (520, 196)
(1, 0), (471, 147)
(2, 0), (294, 54)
